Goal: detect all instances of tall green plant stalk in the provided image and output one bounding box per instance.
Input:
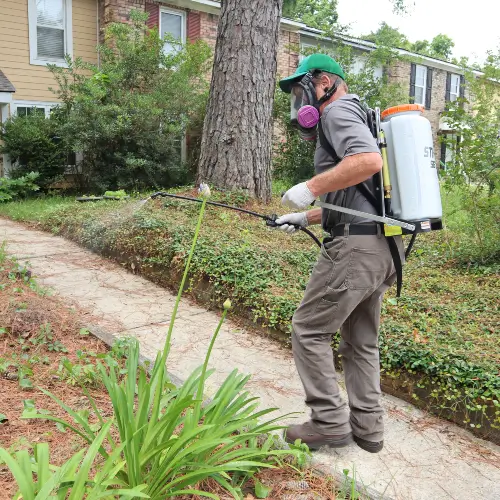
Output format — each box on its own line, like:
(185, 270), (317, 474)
(194, 305), (229, 420)
(162, 197), (207, 362)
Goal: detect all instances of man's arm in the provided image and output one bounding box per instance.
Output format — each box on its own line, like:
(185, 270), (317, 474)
(306, 152), (382, 198)
(305, 208), (322, 225)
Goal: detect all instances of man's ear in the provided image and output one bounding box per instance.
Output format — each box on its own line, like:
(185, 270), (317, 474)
(322, 74), (334, 90)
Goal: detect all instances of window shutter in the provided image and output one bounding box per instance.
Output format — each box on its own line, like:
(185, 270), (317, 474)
(409, 63), (416, 101)
(459, 75), (465, 99)
(187, 11), (200, 42)
(425, 68), (433, 110)
(445, 72), (451, 102)
(145, 2), (159, 29)
(440, 141), (446, 169)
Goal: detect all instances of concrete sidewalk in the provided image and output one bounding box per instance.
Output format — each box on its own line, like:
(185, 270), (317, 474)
(2, 218), (499, 500)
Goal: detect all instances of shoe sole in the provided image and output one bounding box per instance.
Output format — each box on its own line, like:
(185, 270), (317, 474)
(353, 435), (383, 453)
(285, 433), (353, 451)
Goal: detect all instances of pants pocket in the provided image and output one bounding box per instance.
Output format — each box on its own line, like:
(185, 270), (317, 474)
(345, 248), (387, 290)
(306, 297), (339, 333)
(320, 237), (347, 287)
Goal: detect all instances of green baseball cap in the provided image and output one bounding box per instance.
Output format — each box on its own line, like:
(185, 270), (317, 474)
(279, 53), (346, 93)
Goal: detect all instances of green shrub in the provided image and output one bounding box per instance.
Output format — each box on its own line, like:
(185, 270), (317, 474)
(48, 10), (211, 193)
(0, 172), (40, 202)
(441, 186), (500, 265)
(0, 113), (67, 189)
(439, 53), (500, 264)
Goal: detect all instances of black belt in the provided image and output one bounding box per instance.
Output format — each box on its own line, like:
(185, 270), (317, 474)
(330, 224), (379, 236)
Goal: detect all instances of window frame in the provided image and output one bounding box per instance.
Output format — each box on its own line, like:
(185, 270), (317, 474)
(299, 43), (317, 62)
(28, 0), (73, 67)
(449, 73), (461, 102)
(414, 64), (427, 106)
(159, 7), (186, 56)
(11, 101), (57, 118)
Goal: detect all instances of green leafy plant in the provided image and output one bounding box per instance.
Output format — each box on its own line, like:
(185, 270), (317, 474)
(0, 112), (68, 190)
(0, 173), (40, 202)
(30, 323), (67, 353)
(440, 51), (500, 264)
(104, 190), (128, 199)
(0, 424), (148, 499)
(47, 9), (211, 192)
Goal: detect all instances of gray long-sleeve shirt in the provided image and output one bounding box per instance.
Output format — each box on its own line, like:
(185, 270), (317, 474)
(314, 94), (381, 231)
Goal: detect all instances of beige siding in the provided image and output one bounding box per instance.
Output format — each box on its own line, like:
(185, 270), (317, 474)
(0, 0), (98, 102)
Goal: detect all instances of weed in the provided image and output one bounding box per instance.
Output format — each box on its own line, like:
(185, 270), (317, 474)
(30, 323), (68, 353)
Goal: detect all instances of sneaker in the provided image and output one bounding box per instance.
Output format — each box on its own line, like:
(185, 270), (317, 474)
(284, 421), (353, 451)
(353, 434), (384, 453)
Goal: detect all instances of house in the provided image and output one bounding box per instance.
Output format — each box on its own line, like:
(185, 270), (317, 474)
(0, 0), (483, 175)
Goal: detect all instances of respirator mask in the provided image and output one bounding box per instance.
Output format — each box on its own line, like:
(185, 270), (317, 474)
(290, 71), (343, 141)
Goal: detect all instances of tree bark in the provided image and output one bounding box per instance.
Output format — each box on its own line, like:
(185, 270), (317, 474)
(198, 0), (282, 202)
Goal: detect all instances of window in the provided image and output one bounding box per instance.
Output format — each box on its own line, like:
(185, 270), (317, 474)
(12, 102), (55, 118)
(414, 65), (427, 106)
(440, 134), (460, 170)
(299, 43), (317, 62)
(28, 0), (73, 66)
(449, 74), (460, 102)
(160, 9), (185, 56)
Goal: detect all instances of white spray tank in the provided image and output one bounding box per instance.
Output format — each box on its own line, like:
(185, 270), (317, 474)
(380, 104), (443, 223)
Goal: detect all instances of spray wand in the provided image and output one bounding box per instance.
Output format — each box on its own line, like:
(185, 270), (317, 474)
(147, 191), (323, 248)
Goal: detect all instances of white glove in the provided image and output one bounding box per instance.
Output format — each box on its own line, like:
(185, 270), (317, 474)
(275, 212), (309, 234)
(281, 182), (316, 210)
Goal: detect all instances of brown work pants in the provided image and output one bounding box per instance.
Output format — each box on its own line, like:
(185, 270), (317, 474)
(292, 228), (403, 442)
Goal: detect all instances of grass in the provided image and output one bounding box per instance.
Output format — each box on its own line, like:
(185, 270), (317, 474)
(0, 188), (498, 432)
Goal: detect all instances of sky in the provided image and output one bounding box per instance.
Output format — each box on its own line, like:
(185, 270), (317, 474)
(336, 0), (499, 64)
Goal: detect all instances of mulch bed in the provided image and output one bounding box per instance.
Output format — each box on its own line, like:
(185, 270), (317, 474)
(0, 258), (113, 499)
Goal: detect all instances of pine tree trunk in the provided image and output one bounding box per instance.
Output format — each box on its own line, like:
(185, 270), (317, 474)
(197, 0), (282, 202)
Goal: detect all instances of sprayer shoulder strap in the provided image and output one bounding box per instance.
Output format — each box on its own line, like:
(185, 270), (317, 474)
(317, 118), (380, 212)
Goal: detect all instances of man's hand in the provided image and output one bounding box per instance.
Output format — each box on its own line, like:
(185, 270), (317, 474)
(274, 212), (309, 234)
(281, 182), (316, 210)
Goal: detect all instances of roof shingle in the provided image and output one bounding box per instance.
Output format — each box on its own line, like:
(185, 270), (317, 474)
(0, 70), (15, 93)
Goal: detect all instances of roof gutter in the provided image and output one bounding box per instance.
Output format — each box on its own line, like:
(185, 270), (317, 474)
(299, 28), (485, 77)
(166, 0), (308, 31)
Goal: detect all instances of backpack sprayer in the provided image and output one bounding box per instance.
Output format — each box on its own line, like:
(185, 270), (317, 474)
(312, 102), (444, 295)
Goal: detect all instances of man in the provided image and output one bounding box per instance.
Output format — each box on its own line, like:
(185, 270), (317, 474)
(276, 54), (403, 453)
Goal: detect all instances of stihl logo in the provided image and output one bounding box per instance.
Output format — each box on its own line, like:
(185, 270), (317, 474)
(424, 146), (434, 158)
(424, 146), (437, 168)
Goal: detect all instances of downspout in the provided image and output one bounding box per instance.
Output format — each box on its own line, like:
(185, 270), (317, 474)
(96, 0), (100, 68)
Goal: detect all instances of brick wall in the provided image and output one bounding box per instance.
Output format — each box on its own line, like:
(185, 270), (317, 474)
(387, 59), (411, 93)
(425, 67), (447, 154)
(101, 0), (145, 27)
(100, 0), (299, 80)
(199, 12), (218, 51)
(277, 29), (300, 79)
